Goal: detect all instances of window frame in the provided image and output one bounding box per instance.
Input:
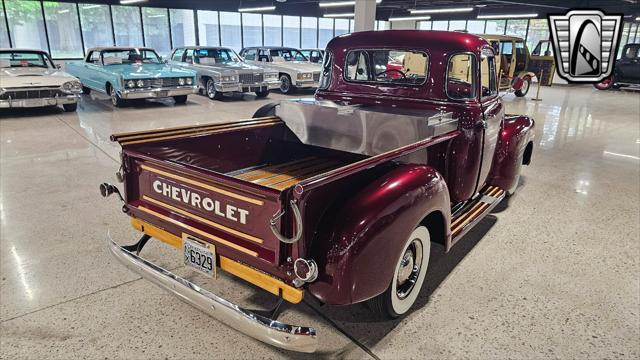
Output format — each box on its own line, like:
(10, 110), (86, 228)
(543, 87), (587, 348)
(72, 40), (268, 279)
(445, 51), (478, 102)
(480, 47), (498, 101)
(342, 48), (431, 87)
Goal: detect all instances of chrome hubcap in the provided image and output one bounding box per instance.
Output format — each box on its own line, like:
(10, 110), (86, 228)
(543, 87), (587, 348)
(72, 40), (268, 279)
(396, 239), (423, 299)
(110, 90), (117, 105)
(280, 77), (290, 92)
(207, 81), (216, 98)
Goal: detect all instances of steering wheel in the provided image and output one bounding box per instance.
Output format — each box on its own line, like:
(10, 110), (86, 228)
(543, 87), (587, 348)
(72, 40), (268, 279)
(376, 68), (407, 79)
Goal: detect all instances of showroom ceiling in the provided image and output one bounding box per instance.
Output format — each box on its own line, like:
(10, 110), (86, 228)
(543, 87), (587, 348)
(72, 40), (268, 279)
(56, 0), (640, 20)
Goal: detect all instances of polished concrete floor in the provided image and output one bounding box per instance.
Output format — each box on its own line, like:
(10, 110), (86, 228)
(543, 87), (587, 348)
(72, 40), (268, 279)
(0, 86), (638, 359)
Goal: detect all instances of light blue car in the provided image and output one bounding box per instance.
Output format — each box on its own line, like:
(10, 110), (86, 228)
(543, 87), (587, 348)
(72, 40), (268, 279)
(65, 47), (198, 107)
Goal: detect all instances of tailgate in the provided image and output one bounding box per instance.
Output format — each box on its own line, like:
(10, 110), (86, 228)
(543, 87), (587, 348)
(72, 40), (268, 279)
(124, 154), (286, 266)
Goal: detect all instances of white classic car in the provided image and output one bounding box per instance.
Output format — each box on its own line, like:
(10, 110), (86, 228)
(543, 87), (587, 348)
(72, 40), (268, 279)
(0, 49), (82, 111)
(239, 47), (321, 94)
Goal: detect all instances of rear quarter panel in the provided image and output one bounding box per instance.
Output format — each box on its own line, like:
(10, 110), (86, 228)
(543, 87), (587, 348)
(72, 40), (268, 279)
(307, 164), (450, 305)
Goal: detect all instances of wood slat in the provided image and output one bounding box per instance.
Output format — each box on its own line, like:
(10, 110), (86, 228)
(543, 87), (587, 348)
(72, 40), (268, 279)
(237, 157), (323, 181)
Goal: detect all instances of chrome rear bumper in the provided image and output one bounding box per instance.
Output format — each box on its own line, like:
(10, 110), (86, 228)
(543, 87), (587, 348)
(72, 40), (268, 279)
(108, 236), (318, 353)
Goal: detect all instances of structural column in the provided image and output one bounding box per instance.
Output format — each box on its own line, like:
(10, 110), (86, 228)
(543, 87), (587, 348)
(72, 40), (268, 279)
(354, 0), (376, 32)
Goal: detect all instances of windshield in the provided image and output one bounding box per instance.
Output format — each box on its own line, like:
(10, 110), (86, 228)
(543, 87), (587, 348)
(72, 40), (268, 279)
(194, 48), (240, 64)
(270, 49), (307, 62)
(0, 51), (52, 68)
(101, 49), (162, 65)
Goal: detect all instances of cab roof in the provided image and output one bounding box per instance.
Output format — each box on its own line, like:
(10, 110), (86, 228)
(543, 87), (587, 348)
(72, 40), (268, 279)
(474, 34), (525, 42)
(326, 30), (490, 54)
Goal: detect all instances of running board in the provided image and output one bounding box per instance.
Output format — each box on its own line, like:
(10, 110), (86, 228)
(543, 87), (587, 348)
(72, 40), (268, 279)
(450, 186), (505, 243)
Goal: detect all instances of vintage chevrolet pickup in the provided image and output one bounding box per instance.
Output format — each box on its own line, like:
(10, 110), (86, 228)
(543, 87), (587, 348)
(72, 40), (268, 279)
(103, 30), (534, 352)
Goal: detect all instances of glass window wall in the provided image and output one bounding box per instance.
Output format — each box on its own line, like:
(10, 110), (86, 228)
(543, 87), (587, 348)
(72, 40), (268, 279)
(112, 5), (143, 47)
(219, 11), (241, 51)
(242, 13), (262, 47)
(5, 0), (48, 51)
(318, 18), (333, 48)
(301, 17), (317, 48)
(263, 14), (281, 46)
(334, 18), (349, 37)
(142, 7), (170, 56)
(79, 4), (113, 50)
(283, 15), (300, 48)
(43, 1), (83, 58)
(170, 9), (195, 48)
(197, 10), (219, 46)
(484, 19), (506, 34)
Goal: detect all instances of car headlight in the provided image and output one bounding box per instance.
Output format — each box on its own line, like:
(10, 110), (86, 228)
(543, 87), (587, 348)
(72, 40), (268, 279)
(136, 80), (145, 88)
(221, 76), (236, 82)
(297, 73), (312, 80)
(178, 77), (185, 86)
(62, 80), (82, 93)
(126, 80), (135, 88)
(265, 72), (278, 80)
(186, 77), (193, 85)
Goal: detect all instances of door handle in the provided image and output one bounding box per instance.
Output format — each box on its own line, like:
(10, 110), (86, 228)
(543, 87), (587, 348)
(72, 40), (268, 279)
(475, 120), (488, 130)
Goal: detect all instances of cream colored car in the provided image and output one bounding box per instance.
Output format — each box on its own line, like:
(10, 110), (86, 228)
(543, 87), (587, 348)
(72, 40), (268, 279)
(0, 49), (82, 111)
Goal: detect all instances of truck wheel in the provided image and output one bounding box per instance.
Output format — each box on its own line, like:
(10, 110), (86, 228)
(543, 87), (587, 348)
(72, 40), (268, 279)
(279, 74), (296, 94)
(368, 226), (430, 319)
(173, 95), (188, 104)
(81, 86), (91, 95)
(206, 79), (224, 100)
(515, 76), (531, 97)
(255, 88), (270, 98)
(108, 85), (126, 107)
(62, 103), (77, 112)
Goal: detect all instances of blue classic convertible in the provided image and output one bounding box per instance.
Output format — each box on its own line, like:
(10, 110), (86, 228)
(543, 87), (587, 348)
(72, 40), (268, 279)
(65, 47), (197, 107)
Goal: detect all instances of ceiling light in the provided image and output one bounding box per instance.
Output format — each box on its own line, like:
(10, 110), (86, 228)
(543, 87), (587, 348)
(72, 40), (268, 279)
(120, 0), (148, 5)
(82, 5), (100, 9)
(410, 8), (473, 14)
(636, 16), (640, 21)
(319, 0), (381, 8)
(389, 16), (432, 21)
(477, 13), (538, 19)
(323, 13), (355, 18)
(238, 6), (276, 12)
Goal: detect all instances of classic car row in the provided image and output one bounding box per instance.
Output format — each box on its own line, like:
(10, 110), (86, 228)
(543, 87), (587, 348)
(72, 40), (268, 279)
(1, 46), (322, 110)
(102, 30), (535, 353)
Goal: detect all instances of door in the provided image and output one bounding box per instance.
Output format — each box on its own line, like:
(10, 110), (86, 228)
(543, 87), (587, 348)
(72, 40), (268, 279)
(478, 48), (504, 189)
(617, 45), (640, 82)
(528, 40), (556, 86)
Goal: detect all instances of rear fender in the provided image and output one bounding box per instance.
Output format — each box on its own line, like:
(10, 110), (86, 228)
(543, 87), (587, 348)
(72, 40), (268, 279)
(487, 115), (535, 190)
(307, 164), (450, 305)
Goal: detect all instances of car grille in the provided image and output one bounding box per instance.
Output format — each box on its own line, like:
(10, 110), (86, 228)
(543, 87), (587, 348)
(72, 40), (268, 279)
(0, 87), (65, 100)
(313, 73), (320, 82)
(137, 78), (184, 88)
(238, 73), (264, 85)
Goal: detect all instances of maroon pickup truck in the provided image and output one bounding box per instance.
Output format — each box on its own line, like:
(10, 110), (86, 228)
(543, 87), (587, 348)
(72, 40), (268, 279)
(103, 30), (534, 352)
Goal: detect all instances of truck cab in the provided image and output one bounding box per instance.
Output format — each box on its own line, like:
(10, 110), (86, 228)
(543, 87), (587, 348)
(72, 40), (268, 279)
(104, 30), (534, 353)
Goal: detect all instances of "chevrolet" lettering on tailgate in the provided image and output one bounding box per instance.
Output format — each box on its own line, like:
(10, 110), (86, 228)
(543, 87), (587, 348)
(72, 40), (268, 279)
(152, 180), (249, 224)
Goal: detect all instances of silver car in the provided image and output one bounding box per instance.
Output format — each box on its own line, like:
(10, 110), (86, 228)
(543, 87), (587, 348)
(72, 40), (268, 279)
(169, 47), (280, 100)
(239, 47), (322, 94)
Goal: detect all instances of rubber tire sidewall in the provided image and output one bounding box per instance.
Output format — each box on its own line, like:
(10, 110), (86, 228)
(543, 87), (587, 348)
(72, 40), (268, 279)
(369, 226), (431, 319)
(206, 79), (223, 100)
(279, 74), (295, 94)
(173, 95), (188, 104)
(514, 76), (531, 97)
(109, 85), (125, 107)
(594, 76), (614, 90)
(63, 103), (77, 112)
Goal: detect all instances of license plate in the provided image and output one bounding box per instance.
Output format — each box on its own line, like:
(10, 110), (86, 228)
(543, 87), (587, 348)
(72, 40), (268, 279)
(156, 90), (168, 97)
(183, 235), (215, 278)
(24, 99), (45, 107)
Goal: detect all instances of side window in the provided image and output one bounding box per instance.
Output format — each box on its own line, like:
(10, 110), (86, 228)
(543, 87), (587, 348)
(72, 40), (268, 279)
(623, 46), (639, 59)
(515, 41), (525, 56)
(258, 49), (270, 62)
(243, 49), (256, 61)
(88, 51), (100, 64)
(501, 41), (513, 56)
(172, 49), (185, 62)
(185, 49), (194, 63)
(447, 54), (476, 100)
(319, 51), (332, 89)
(344, 49), (429, 85)
(481, 49), (497, 99)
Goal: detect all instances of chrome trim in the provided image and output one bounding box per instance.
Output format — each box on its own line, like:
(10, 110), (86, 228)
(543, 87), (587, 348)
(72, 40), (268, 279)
(120, 86), (197, 99)
(107, 234), (318, 353)
(0, 95), (78, 108)
(269, 200), (303, 244)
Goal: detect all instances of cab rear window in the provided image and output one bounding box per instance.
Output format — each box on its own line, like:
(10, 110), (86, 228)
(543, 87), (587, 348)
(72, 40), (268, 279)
(344, 49), (428, 85)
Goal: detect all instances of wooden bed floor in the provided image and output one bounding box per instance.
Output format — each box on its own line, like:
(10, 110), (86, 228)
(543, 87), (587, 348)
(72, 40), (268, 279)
(227, 157), (344, 190)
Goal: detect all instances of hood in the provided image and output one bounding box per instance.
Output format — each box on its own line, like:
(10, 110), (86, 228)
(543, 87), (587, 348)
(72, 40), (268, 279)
(105, 63), (196, 79)
(193, 61), (270, 75)
(262, 61), (321, 73)
(0, 67), (77, 88)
